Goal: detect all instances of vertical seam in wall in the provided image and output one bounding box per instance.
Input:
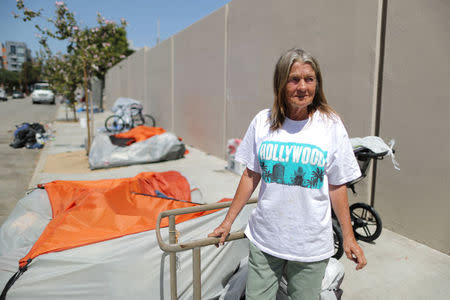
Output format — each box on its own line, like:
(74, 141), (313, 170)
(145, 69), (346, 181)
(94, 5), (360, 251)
(171, 37), (175, 132)
(144, 48), (148, 112)
(369, 0), (388, 207)
(223, 4), (229, 159)
(127, 59), (131, 96)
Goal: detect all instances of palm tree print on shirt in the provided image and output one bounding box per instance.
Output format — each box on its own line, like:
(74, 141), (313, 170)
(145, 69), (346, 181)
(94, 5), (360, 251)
(305, 168), (325, 188)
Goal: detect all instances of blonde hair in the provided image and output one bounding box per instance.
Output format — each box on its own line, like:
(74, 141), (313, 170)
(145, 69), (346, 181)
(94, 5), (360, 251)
(270, 48), (336, 131)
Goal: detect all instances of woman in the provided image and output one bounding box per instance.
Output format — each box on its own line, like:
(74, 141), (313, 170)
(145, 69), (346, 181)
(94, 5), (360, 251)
(209, 48), (366, 299)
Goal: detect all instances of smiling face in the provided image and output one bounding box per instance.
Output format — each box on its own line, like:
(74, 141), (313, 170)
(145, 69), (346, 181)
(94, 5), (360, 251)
(285, 61), (317, 120)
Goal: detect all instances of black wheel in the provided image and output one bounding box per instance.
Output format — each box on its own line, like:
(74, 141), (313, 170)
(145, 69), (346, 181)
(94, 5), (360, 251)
(143, 114), (156, 127)
(332, 218), (344, 259)
(133, 114), (155, 127)
(105, 115), (125, 132)
(350, 202), (382, 242)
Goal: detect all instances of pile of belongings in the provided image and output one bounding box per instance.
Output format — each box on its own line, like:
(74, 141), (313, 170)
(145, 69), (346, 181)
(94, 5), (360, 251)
(9, 123), (46, 149)
(111, 97), (141, 114)
(350, 136), (400, 170)
(89, 125), (186, 170)
(0, 171), (255, 299)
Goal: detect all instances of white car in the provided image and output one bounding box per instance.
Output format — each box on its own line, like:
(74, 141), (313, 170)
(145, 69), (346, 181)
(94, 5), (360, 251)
(32, 83), (55, 104)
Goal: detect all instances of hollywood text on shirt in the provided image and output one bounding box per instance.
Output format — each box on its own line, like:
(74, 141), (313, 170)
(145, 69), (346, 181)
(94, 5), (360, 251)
(258, 141), (327, 189)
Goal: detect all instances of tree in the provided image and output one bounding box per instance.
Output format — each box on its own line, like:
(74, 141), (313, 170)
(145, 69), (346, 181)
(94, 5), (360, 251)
(42, 52), (83, 119)
(0, 69), (20, 93)
(305, 168), (325, 188)
(20, 60), (42, 94)
(15, 0), (133, 152)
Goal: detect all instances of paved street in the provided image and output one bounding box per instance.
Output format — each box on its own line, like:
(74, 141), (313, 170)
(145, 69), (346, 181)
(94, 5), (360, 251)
(0, 95), (58, 226)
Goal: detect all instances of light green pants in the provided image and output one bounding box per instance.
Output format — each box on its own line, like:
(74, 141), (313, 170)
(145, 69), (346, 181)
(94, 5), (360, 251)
(246, 242), (329, 300)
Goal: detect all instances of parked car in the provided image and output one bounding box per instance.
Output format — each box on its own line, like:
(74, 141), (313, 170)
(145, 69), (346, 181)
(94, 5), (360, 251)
(31, 83), (55, 104)
(12, 91), (25, 99)
(0, 88), (7, 101)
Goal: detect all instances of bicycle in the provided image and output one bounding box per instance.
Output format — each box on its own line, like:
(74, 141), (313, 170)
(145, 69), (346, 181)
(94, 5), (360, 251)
(104, 103), (156, 132)
(332, 146), (389, 259)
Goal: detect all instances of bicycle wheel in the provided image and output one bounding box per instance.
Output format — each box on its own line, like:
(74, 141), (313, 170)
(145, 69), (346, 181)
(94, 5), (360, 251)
(350, 202), (382, 242)
(144, 114), (156, 127)
(332, 218), (344, 259)
(134, 114), (156, 127)
(105, 115), (125, 132)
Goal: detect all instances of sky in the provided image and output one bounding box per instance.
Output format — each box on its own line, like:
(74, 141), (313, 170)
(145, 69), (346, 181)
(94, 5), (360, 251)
(0, 0), (232, 56)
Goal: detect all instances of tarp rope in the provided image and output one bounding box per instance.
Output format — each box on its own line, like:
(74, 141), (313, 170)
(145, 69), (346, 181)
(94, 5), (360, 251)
(132, 191), (202, 205)
(1, 259), (32, 300)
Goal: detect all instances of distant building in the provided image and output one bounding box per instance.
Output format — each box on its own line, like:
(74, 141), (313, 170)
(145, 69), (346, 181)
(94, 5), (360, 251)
(1, 43), (6, 69)
(4, 41), (32, 71)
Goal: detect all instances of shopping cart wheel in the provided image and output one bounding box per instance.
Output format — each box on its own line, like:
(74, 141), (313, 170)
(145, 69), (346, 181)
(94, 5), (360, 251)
(105, 115), (125, 132)
(332, 218), (344, 259)
(350, 202), (382, 242)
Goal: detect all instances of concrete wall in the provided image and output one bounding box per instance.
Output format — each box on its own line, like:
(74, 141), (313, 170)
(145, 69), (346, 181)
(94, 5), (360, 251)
(173, 7), (227, 156)
(226, 0), (379, 139)
(146, 39), (173, 131)
(376, 0), (450, 253)
(127, 48), (147, 103)
(104, 0), (450, 254)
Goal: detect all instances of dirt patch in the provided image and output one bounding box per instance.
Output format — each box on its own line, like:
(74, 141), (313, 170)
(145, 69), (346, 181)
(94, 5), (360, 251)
(43, 150), (96, 174)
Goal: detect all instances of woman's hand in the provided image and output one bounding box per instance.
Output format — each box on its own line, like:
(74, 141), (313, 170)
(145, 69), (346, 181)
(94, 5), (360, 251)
(343, 237), (367, 270)
(208, 168), (261, 248)
(329, 183), (367, 270)
(208, 221), (232, 247)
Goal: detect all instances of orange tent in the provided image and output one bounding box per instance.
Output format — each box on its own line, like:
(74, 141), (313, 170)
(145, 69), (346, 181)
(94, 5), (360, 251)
(114, 126), (166, 145)
(19, 171), (226, 268)
(111, 125), (189, 154)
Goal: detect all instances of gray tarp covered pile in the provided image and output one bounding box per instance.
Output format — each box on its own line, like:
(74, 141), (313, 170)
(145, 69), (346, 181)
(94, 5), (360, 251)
(89, 132), (186, 170)
(111, 97), (141, 114)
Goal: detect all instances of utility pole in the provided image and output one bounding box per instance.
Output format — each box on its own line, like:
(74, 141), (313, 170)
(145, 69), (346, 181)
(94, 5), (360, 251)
(83, 59), (91, 154)
(157, 17), (160, 44)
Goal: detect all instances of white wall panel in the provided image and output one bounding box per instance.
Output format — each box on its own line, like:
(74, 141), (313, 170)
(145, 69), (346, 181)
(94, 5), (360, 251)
(226, 0), (380, 141)
(104, 64), (121, 109)
(146, 39), (173, 130)
(377, 0), (450, 253)
(173, 7), (226, 157)
(127, 48), (147, 103)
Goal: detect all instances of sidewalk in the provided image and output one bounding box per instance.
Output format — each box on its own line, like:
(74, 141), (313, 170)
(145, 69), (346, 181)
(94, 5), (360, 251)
(28, 105), (450, 299)
(29, 106), (242, 203)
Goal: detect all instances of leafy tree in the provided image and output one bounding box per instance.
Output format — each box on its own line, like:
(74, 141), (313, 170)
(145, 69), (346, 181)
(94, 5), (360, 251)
(305, 168), (325, 188)
(20, 60), (42, 94)
(15, 0), (133, 151)
(260, 160), (270, 181)
(43, 52), (83, 119)
(0, 69), (20, 94)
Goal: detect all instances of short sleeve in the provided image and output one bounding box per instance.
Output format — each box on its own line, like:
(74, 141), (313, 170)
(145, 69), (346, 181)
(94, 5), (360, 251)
(235, 114), (262, 174)
(326, 120), (361, 185)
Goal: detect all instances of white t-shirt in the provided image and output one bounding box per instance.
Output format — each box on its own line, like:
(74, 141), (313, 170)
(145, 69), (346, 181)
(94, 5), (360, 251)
(235, 109), (361, 262)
